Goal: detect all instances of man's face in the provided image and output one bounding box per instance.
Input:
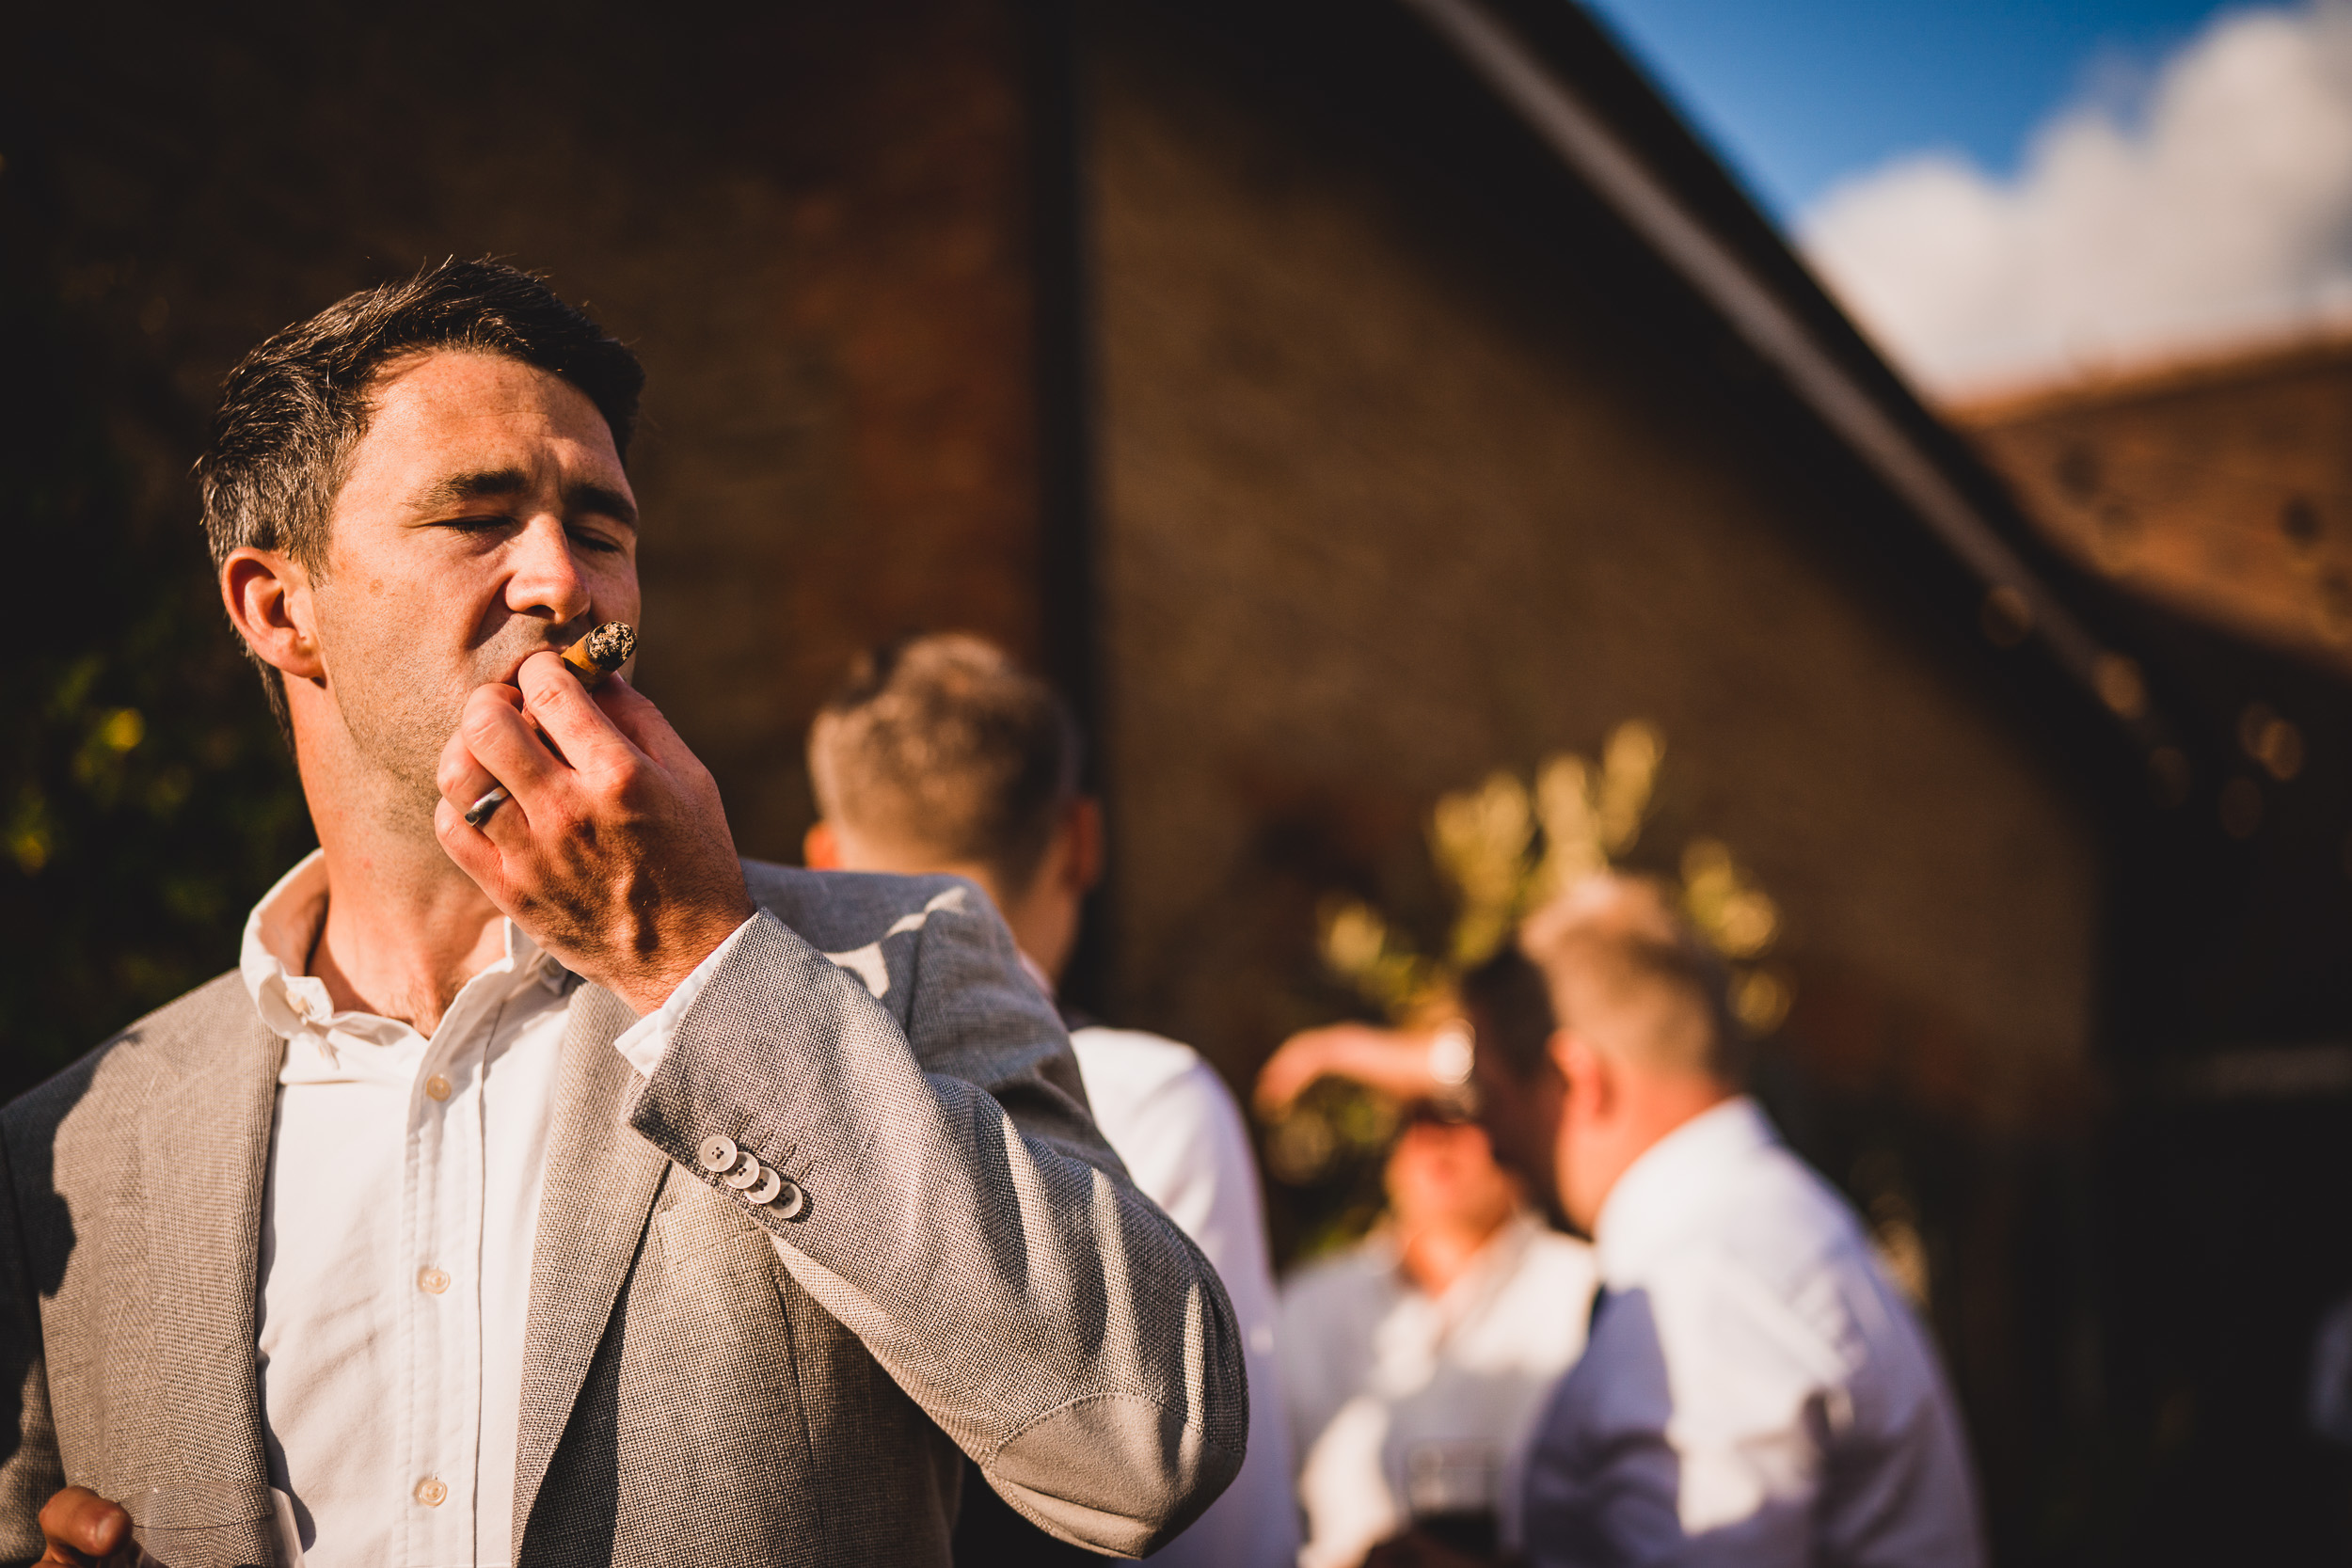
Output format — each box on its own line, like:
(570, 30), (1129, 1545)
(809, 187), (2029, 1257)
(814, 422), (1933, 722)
(1384, 1117), (1520, 1235)
(307, 350), (640, 810)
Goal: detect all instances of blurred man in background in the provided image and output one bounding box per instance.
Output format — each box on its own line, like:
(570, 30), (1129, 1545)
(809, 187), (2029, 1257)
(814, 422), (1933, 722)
(1262, 950), (1595, 1568)
(803, 633), (1297, 1568)
(1273, 879), (1983, 1568)
(1378, 875), (1982, 1568)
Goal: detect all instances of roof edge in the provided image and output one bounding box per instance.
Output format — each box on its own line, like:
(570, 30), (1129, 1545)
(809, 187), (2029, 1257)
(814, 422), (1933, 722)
(1949, 325), (2352, 429)
(1397, 0), (2185, 756)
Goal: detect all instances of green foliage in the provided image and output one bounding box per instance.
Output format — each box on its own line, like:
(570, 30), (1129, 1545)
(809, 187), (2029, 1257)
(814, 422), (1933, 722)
(1270, 721), (1795, 1216)
(1319, 720), (1790, 1032)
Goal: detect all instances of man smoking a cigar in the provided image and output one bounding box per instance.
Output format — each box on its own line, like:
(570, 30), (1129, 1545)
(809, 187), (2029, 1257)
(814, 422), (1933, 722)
(0, 260), (1245, 1567)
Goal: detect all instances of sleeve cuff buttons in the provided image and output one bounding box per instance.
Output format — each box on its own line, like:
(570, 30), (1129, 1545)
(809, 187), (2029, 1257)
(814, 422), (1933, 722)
(766, 1176), (806, 1220)
(699, 1136), (806, 1217)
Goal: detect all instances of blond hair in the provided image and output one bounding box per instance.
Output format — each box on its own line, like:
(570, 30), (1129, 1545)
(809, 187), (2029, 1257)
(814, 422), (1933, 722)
(806, 634), (1081, 897)
(1518, 874), (1745, 1084)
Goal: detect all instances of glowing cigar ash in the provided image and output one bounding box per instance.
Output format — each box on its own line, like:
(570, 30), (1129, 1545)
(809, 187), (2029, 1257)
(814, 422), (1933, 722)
(560, 620), (636, 688)
(462, 622), (636, 828)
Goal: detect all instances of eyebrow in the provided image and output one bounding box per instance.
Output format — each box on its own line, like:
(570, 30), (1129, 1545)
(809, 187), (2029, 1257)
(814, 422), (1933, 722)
(414, 467), (639, 530)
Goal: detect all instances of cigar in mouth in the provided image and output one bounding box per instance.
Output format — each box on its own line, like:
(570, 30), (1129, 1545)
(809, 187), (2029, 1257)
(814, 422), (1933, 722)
(559, 620), (637, 688)
(463, 622), (638, 829)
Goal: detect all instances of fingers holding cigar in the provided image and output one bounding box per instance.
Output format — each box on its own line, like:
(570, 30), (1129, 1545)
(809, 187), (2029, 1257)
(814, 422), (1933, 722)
(453, 673), (590, 824)
(433, 688), (573, 889)
(432, 614), (752, 1014)
(437, 683), (521, 823)
(514, 649), (644, 780)
(454, 622), (635, 831)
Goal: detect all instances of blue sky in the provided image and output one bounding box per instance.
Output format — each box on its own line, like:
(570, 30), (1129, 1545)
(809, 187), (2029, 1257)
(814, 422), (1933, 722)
(1581, 0), (2247, 220)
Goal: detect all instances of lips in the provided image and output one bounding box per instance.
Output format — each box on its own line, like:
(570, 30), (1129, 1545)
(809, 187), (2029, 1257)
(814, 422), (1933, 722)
(485, 638), (584, 689)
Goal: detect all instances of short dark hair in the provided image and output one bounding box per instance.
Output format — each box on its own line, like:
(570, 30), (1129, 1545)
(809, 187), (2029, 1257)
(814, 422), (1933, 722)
(807, 634), (1083, 897)
(1458, 944), (1558, 1083)
(195, 258), (644, 727)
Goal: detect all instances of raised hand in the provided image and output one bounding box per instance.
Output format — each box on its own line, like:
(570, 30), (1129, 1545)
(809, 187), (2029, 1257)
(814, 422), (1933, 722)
(1253, 1021), (1449, 1120)
(435, 651), (755, 1015)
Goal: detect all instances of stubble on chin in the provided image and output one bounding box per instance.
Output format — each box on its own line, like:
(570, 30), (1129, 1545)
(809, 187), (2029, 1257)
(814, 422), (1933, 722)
(325, 608), (561, 823)
(338, 657), (470, 821)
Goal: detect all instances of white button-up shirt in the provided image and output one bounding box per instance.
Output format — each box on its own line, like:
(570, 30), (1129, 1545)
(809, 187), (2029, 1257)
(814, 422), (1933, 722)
(244, 852), (574, 1568)
(1068, 1025), (1298, 1568)
(1279, 1212), (1597, 1568)
(1521, 1097), (1985, 1567)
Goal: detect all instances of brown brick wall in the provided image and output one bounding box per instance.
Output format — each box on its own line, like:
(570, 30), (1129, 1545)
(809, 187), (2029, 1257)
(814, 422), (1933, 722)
(16, 0), (1046, 863)
(1082, 9), (2100, 1134)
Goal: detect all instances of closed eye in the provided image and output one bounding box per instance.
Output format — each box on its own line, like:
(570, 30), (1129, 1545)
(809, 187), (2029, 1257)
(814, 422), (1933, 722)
(436, 513), (520, 536)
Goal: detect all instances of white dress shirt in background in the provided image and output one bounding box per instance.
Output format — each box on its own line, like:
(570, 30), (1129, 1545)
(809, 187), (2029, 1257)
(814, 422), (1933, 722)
(1279, 1212), (1598, 1568)
(246, 852), (572, 1568)
(1521, 1096), (1985, 1568)
(1069, 1024), (1300, 1568)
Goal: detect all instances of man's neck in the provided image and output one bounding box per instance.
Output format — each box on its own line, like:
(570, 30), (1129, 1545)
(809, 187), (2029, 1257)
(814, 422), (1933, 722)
(1395, 1209), (1511, 1299)
(952, 864), (1076, 987)
(1571, 1081), (1740, 1241)
(297, 731), (505, 1037)
(1580, 1080), (1739, 1245)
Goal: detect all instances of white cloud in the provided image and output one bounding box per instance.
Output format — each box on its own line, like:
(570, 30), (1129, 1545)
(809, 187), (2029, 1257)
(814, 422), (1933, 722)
(1799, 3), (2352, 398)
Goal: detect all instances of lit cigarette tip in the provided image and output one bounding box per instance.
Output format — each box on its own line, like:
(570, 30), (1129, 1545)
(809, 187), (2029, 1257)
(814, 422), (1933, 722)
(560, 622), (637, 688)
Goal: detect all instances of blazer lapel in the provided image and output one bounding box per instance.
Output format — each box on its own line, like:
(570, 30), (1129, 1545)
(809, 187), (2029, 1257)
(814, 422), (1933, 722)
(511, 983), (671, 1554)
(137, 1009), (282, 1492)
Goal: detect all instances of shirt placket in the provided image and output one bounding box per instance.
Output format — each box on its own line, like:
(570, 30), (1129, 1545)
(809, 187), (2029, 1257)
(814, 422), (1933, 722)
(402, 990), (495, 1566)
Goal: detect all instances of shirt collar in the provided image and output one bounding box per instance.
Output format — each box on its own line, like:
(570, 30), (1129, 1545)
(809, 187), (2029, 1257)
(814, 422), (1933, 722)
(240, 848), (566, 1046)
(1591, 1094), (1779, 1287)
(1433, 1208), (1544, 1311)
(1374, 1205), (1543, 1308)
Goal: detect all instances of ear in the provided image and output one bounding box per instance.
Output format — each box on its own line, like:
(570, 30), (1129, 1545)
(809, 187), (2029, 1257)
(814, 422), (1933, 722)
(1551, 1030), (1609, 1117)
(803, 819), (842, 870)
(1062, 796), (1104, 895)
(221, 547), (324, 682)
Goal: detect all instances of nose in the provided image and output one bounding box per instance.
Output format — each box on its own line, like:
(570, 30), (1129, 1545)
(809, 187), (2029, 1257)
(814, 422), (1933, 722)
(506, 514), (593, 628)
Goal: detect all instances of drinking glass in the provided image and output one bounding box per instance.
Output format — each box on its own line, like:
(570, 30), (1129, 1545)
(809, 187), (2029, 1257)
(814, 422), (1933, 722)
(1404, 1439), (1502, 1558)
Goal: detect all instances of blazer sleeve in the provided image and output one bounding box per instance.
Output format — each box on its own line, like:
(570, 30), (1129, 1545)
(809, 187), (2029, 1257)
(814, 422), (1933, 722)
(0, 1123), (62, 1567)
(618, 893), (1248, 1560)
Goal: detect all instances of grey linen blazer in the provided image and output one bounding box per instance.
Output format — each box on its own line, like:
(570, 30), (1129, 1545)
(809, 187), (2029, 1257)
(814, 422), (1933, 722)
(0, 863), (1246, 1565)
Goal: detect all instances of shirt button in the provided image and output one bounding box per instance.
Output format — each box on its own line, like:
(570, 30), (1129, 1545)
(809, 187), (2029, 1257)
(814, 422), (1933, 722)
(414, 1477), (448, 1508)
(424, 1074), (453, 1102)
(723, 1153), (765, 1191)
(769, 1179), (807, 1221)
(418, 1266), (451, 1295)
(697, 1135), (739, 1173)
